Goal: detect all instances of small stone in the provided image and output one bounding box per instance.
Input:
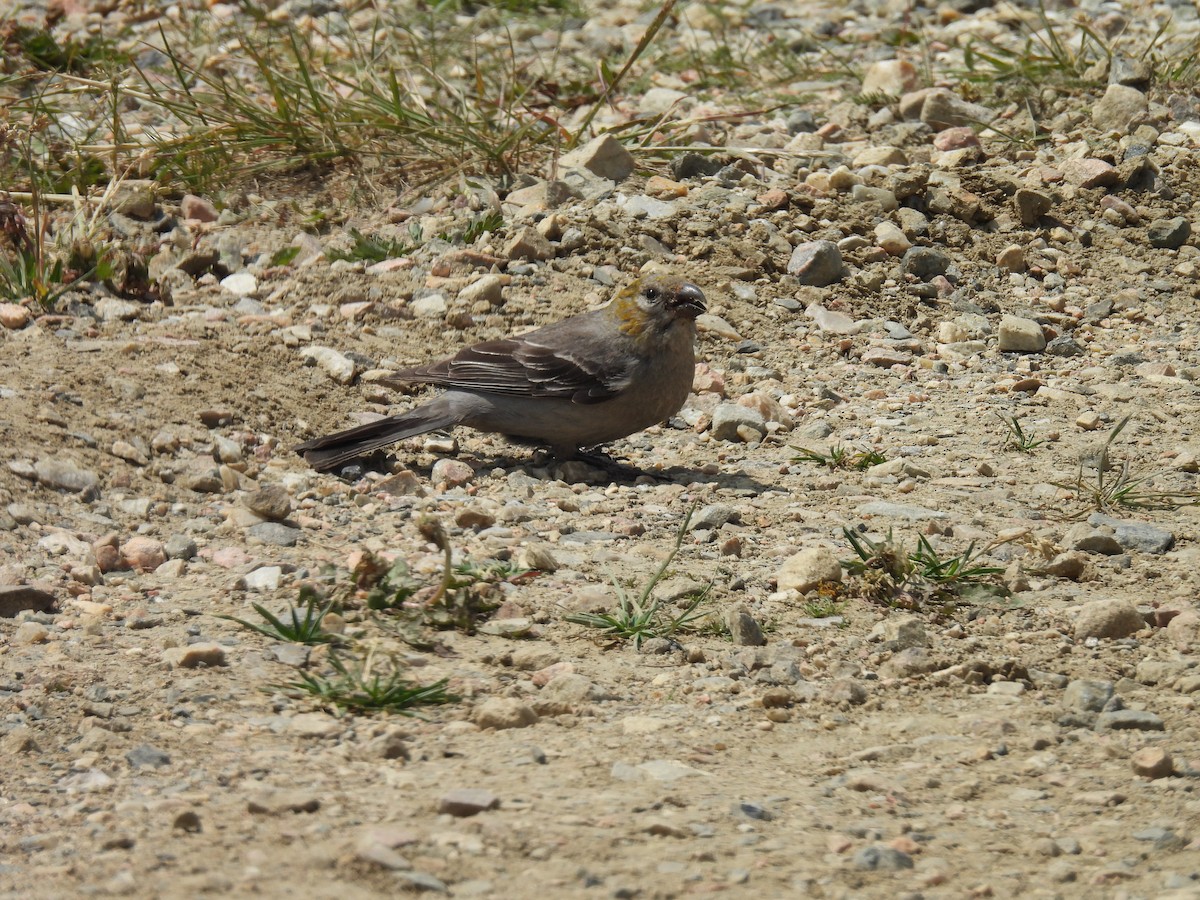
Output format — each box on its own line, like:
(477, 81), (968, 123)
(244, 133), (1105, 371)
(853, 146), (907, 167)
(874, 222), (911, 255)
(933, 126), (980, 151)
(1075, 411), (1102, 431)
(711, 402), (766, 442)
(121, 537), (165, 571)
(163, 643), (228, 669)
(503, 227), (554, 261)
(164, 535), (197, 561)
(1130, 746), (1174, 779)
(901, 245), (950, 279)
(111, 440), (148, 466)
(438, 788), (499, 817)
(180, 194), (218, 222)
(473, 697), (538, 730)
(1092, 84), (1148, 132)
(220, 272), (257, 297)
(1094, 710), (1165, 732)
(558, 134), (634, 181)
(861, 348), (912, 368)
(245, 484), (292, 521)
(0, 303), (31, 329)
(1044, 551), (1087, 580)
(1070, 681), (1113, 715)
(1074, 598), (1144, 640)
(1014, 188), (1053, 225)
(1147, 217), (1191, 250)
(860, 59), (918, 96)
(920, 89), (994, 129)
(0, 584), (56, 617)
(1062, 158), (1119, 189)
(410, 293), (447, 318)
(726, 607), (766, 646)
(777, 547), (842, 593)
(173, 811), (202, 833)
(786, 241), (845, 286)
(35, 458), (99, 494)
(996, 244), (1025, 272)
(240, 566), (282, 592)
(125, 744), (171, 769)
(431, 458), (474, 487)
(247, 522), (301, 547)
(300, 346), (357, 384)
(14, 621), (49, 644)
(458, 275), (504, 306)
(997, 315), (1046, 353)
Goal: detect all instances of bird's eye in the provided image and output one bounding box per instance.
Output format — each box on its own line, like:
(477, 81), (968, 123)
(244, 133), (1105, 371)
(644, 287), (659, 301)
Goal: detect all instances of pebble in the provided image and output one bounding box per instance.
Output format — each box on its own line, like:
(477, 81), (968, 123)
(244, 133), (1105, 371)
(902, 246), (950, 279)
(997, 315), (1046, 353)
(1073, 598), (1144, 640)
(726, 607), (766, 646)
(473, 698), (538, 730)
(0, 303), (31, 329)
(34, 458), (99, 494)
(776, 547), (842, 593)
(220, 272), (258, 297)
(558, 134), (634, 181)
(787, 241), (845, 286)
(438, 788), (499, 817)
(245, 484), (292, 521)
(247, 522), (301, 547)
(711, 403), (766, 442)
(1147, 217), (1191, 250)
(241, 566), (282, 592)
(300, 346), (357, 384)
(0, 584), (57, 617)
(1130, 746), (1174, 779)
(125, 744), (171, 769)
(162, 643), (228, 669)
(1094, 710), (1165, 732)
(122, 536), (165, 571)
(1092, 83), (1148, 132)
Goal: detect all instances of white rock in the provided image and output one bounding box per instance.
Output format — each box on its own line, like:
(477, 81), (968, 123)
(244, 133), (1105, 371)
(777, 547), (843, 593)
(300, 346), (357, 384)
(997, 315), (1046, 353)
(220, 272), (258, 297)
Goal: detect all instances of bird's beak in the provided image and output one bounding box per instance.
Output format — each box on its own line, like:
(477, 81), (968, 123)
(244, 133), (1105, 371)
(669, 282), (707, 319)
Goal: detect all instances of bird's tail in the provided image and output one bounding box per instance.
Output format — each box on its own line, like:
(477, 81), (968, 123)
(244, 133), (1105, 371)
(295, 395), (461, 472)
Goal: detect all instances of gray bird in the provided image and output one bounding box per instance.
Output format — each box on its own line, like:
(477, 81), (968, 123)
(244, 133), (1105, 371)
(296, 274), (707, 471)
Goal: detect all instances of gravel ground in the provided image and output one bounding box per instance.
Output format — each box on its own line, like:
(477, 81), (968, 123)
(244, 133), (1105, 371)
(2, 0), (1200, 897)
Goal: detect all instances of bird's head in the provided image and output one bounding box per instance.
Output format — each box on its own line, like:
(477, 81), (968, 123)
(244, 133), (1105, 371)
(611, 274), (707, 337)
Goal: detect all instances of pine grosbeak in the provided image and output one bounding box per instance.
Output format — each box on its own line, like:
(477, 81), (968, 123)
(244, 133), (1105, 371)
(297, 274), (707, 471)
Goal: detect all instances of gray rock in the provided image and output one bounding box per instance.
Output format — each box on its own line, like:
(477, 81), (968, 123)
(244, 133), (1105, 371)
(1064, 524), (1123, 555)
(164, 534), (197, 560)
(1147, 217), (1191, 250)
(558, 134), (635, 181)
(125, 744), (171, 769)
(240, 566), (283, 592)
(247, 522), (301, 547)
(503, 226), (555, 261)
(786, 241), (845, 286)
(1087, 514), (1174, 554)
(852, 843), (914, 870)
(1094, 709), (1165, 732)
(1063, 679), (1113, 713)
(901, 246), (950, 279)
(691, 503), (737, 530)
(473, 698), (538, 730)
(1014, 188), (1053, 225)
(245, 484), (292, 521)
(856, 501), (947, 521)
(438, 788), (499, 817)
(1046, 336), (1085, 357)
(710, 403), (766, 442)
(1092, 84), (1147, 132)
(726, 607), (766, 646)
(35, 458), (99, 494)
(0, 584), (56, 617)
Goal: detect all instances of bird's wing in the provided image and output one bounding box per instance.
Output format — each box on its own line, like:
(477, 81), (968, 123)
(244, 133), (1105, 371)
(396, 317), (635, 404)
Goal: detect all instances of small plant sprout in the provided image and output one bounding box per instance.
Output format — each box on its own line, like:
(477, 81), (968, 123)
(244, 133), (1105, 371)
(792, 444), (886, 471)
(218, 586), (344, 645)
(283, 647), (455, 716)
(1052, 416), (1200, 516)
(998, 414), (1045, 452)
(567, 505), (710, 648)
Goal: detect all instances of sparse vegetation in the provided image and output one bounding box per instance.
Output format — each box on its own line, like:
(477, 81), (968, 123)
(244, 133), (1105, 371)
(218, 586), (344, 645)
(282, 647), (455, 715)
(998, 414), (1045, 453)
(841, 527), (1005, 611)
(1052, 416), (1200, 516)
(567, 505), (711, 648)
(792, 443), (886, 471)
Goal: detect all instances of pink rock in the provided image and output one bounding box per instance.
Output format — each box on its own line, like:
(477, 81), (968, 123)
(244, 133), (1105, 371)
(122, 536), (165, 572)
(94, 544), (122, 573)
(1062, 158), (1119, 189)
(933, 126), (980, 151)
(692, 363), (726, 396)
(211, 547), (254, 569)
(532, 661), (575, 687)
(180, 194), (218, 222)
(430, 458), (474, 487)
(0, 303), (31, 330)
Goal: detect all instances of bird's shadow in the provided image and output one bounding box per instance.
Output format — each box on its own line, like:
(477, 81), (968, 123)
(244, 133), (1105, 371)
(336, 448), (780, 494)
